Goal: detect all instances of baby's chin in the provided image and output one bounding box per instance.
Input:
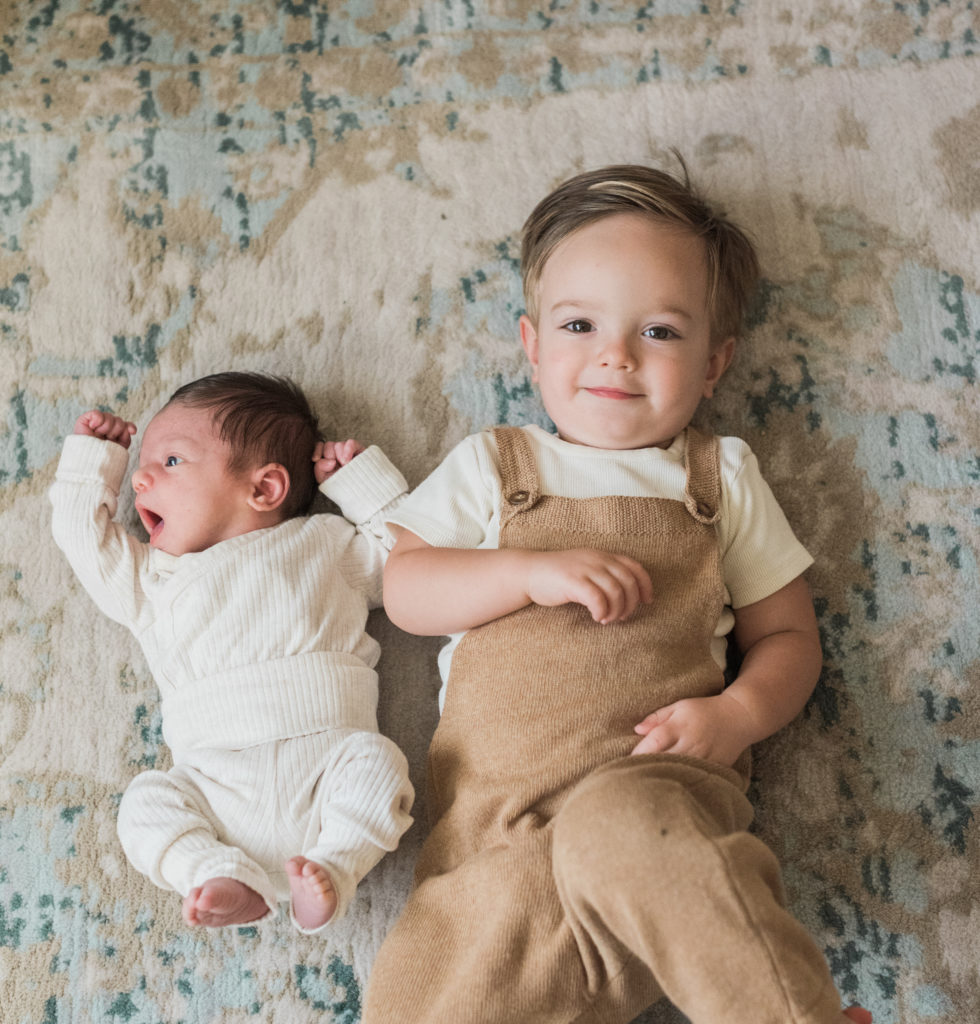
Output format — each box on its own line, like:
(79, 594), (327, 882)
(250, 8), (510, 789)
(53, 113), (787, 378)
(147, 536), (179, 555)
(140, 516), (182, 555)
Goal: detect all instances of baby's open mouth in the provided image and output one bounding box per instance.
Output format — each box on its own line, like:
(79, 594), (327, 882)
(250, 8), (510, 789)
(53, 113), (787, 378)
(138, 507), (162, 535)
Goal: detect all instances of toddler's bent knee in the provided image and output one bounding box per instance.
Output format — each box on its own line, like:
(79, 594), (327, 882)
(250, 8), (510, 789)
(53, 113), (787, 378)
(555, 769), (676, 876)
(557, 760), (688, 838)
(553, 758), (750, 887)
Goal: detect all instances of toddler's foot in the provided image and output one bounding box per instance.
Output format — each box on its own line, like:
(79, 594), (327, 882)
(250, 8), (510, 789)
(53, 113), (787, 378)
(842, 1008), (872, 1024)
(286, 855), (337, 930)
(182, 876), (269, 927)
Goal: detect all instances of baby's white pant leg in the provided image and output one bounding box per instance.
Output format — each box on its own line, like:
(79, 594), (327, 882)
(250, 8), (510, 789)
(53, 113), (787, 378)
(117, 766), (279, 915)
(293, 730), (414, 929)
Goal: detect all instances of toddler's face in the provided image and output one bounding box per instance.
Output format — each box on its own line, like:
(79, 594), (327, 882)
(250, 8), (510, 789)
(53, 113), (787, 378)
(520, 212), (733, 450)
(130, 403), (259, 556)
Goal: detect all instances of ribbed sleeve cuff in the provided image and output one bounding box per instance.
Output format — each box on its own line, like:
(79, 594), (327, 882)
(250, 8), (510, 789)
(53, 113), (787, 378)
(319, 445), (408, 525)
(57, 433), (130, 485)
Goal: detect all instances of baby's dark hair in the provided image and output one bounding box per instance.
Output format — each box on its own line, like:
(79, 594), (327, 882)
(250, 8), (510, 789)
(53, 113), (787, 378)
(166, 371), (320, 519)
(521, 159), (760, 345)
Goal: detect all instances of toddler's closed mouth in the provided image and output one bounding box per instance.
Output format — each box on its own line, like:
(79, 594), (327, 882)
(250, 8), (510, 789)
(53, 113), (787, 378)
(585, 386), (642, 400)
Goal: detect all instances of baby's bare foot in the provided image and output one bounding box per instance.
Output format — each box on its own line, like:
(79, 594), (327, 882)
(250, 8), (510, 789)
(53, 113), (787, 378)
(842, 1008), (872, 1024)
(182, 877), (268, 928)
(286, 855), (337, 930)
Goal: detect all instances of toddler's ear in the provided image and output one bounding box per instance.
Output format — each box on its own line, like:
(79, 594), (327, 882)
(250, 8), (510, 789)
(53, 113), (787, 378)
(519, 314), (541, 384)
(702, 337), (735, 398)
(248, 463), (290, 513)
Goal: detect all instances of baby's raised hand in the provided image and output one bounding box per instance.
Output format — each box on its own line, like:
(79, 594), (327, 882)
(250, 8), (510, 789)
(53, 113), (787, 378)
(526, 548), (652, 624)
(313, 439), (365, 484)
(631, 693), (755, 767)
(73, 410), (137, 449)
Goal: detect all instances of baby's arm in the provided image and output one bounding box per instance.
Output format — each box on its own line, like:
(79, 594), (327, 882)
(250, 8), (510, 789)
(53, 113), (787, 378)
(631, 574), (822, 766)
(50, 410), (149, 628)
(383, 527), (653, 636)
(317, 441), (411, 607)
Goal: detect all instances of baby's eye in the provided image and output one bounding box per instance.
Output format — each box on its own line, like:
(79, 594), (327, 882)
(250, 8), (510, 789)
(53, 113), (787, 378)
(561, 319), (594, 334)
(643, 325), (678, 341)
(164, 455), (182, 467)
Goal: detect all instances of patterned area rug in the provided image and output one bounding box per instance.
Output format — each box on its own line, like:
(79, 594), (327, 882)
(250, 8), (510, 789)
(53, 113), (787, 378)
(2, 3), (978, 1022)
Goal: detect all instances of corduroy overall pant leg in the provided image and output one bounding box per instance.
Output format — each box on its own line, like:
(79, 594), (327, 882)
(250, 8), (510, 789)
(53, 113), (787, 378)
(362, 427), (842, 1024)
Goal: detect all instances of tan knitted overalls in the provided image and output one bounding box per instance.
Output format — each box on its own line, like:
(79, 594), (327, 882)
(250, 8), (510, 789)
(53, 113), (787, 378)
(363, 427), (841, 1024)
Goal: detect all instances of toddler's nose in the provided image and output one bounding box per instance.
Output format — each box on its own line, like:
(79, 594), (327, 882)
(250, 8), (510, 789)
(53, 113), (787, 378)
(598, 334), (637, 370)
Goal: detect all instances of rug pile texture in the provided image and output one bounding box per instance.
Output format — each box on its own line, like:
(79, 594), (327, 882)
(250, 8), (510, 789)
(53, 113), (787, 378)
(1, 2), (978, 1022)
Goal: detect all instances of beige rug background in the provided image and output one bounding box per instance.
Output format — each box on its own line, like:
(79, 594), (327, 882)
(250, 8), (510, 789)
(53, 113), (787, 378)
(1, 3), (978, 1021)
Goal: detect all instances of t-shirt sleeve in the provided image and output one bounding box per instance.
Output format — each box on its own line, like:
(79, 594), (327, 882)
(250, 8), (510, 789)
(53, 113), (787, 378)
(720, 443), (814, 609)
(386, 432), (498, 549)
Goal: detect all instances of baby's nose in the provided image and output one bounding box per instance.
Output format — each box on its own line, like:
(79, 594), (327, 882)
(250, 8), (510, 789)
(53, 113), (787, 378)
(131, 467), (151, 493)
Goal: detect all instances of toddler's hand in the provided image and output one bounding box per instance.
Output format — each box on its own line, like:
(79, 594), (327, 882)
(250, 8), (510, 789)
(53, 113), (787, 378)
(314, 439), (365, 483)
(526, 548), (652, 624)
(73, 410), (137, 449)
(631, 693), (756, 767)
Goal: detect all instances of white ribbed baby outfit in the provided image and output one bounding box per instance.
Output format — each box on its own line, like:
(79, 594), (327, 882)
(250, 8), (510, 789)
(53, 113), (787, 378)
(50, 435), (414, 931)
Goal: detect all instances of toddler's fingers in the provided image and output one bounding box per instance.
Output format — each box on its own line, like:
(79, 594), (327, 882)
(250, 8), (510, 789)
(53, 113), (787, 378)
(631, 717), (677, 756)
(581, 569), (622, 624)
(615, 570), (643, 622)
(575, 581), (611, 624)
(599, 558), (649, 622)
(632, 561), (654, 604)
(630, 727), (669, 756)
(634, 707), (667, 735)
(613, 555), (652, 607)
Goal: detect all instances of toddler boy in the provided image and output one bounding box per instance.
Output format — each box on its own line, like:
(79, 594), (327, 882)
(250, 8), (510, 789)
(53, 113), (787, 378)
(363, 166), (871, 1023)
(50, 371), (414, 932)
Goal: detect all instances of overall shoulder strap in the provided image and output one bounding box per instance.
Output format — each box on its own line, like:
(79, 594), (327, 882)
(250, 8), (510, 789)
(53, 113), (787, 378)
(491, 426), (541, 523)
(683, 427), (722, 525)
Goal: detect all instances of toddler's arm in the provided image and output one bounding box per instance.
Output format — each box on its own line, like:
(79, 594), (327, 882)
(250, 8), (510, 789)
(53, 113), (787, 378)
(383, 527), (653, 636)
(631, 574), (822, 766)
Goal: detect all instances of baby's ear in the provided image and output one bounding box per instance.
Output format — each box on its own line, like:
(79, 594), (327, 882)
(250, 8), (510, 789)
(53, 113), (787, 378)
(247, 463), (290, 513)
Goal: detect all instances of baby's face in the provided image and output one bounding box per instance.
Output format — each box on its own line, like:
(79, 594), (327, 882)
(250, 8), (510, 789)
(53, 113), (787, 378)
(131, 403), (259, 556)
(519, 212), (733, 450)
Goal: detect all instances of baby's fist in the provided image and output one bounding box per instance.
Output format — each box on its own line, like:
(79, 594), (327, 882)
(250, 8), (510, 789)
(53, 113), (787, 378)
(313, 439), (365, 483)
(74, 410), (137, 449)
